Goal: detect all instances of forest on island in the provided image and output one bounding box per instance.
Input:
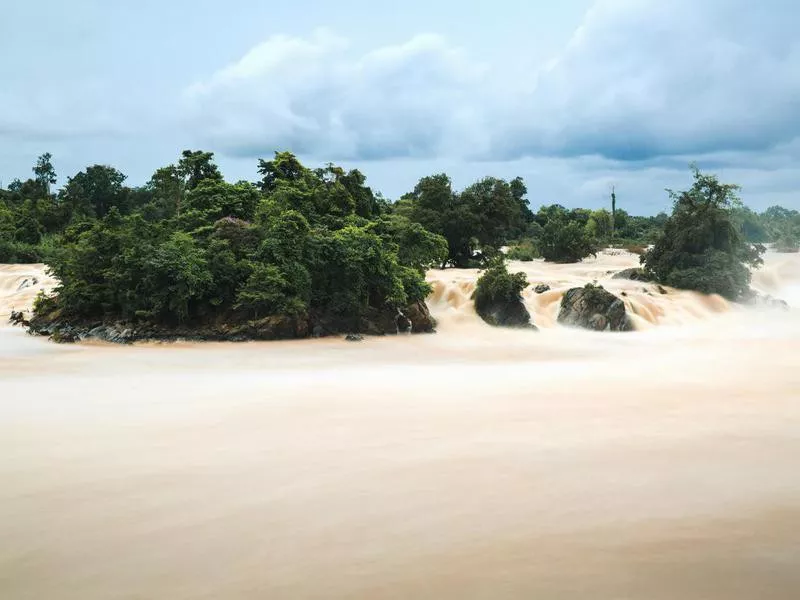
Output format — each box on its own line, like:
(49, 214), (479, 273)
(2, 151), (797, 335)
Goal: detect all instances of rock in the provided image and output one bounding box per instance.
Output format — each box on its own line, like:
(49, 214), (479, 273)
(741, 289), (789, 311)
(395, 311), (412, 333)
(8, 310), (29, 327)
(403, 301), (436, 333)
(86, 324), (136, 344)
(557, 284), (633, 332)
(534, 284), (551, 294)
(345, 333), (364, 342)
(612, 268), (652, 282)
(50, 329), (79, 343)
(475, 295), (537, 330)
(250, 316), (306, 340)
(657, 285), (668, 295)
(16, 278), (36, 292)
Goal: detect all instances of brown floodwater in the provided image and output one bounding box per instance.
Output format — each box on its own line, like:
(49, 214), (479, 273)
(1, 252), (799, 599)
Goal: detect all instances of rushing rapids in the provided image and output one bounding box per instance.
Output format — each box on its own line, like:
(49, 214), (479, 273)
(1, 251), (800, 599)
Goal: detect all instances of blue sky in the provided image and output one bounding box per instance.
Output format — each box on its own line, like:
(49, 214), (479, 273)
(1, 0), (798, 214)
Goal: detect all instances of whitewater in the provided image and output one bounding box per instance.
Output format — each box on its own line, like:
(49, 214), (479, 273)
(1, 251), (799, 599)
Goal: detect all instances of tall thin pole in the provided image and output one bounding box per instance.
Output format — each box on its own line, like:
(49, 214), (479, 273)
(611, 186), (617, 240)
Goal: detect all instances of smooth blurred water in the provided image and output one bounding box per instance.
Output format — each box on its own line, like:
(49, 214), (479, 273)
(1, 253), (799, 600)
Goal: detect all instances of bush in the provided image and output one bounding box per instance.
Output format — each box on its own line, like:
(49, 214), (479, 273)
(506, 240), (539, 261)
(623, 244), (647, 256)
(539, 219), (598, 263)
(774, 230), (799, 253)
(472, 260), (529, 314)
(0, 238), (42, 263)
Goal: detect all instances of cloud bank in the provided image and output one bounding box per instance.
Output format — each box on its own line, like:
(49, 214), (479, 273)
(184, 0), (800, 164)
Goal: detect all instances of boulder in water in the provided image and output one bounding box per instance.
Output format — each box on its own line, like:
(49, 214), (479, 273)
(475, 294), (537, 329)
(558, 284), (633, 332)
(534, 284), (551, 294)
(612, 268), (652, 282)
(345, 333), (364, 342)
(403, 301), (435, 333)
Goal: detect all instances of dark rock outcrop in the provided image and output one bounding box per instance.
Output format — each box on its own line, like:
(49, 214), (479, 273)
(21, 300), (435, 344)
(345, 333), (364, 342)
(557, 284), (633, 332)
(534, 284), (551, 294)
(8, 310), (29, 327)
(403, 301), (436, 333)
(475, 296), (537, 329)
(15, 277), (38, 292)
(612, 268), (652, 282)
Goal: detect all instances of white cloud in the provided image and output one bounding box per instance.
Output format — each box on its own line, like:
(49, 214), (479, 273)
(184, 0), (800, 165)
(184, 29), (489, 160)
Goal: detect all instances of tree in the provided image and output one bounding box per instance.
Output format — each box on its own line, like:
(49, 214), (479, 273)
(373, 215), (449, 271)
(404, 174), (480, 267)
(178, 180), (260, 231)
(146, 165), (184, 218)
(539, 217), (598, 263)
(177, 150), (223, 191)
(235, 263), (307, 319)
(461, 177), (528, 252)
(62, 165), (128, 218)
(587, 209), (613, 241)
(258, 151), (307, 194)
(13, 200), (42, 245)
(642, 166), (765, 300)
(33, 153), (57, 196)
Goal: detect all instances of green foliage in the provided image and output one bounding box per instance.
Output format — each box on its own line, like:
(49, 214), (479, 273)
(61, 165), (128, 219)
(506, 240), (540, 261)
(21, 152), (431, 334)
(235, 263), (307, 318)
(177, 150), (223, 191)
(773, 227), (799, 253)
(642, 167), (765, 300)
(473, 260), (529, 314)
(371, 215), (449, 270)
(538, 212), (598, 263)
(400, 173), (530, 267)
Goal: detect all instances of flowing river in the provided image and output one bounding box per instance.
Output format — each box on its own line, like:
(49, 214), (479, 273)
(1, 251), (800, 599)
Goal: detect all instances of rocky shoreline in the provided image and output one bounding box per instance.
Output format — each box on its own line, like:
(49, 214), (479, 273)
(9, 300), (436, 344)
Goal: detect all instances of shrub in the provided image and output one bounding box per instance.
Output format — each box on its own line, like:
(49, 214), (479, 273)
(472, 260), (529, 314)
(539, 219), (598, 263)
(506, 240), (539, 261)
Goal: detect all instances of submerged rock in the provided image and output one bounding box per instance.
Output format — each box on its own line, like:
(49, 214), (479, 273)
(15, 277), (38, 292)
(534, 284), (551, 294)
(741, 289), (789, 311)
(558, 284), (633, 332)
(612, 268), (652, 282)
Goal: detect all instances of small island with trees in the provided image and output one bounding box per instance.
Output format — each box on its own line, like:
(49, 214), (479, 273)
(2, 150), (796, 341)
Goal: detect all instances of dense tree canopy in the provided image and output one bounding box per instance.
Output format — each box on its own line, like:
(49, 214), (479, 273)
(642, 167), (765, 300)
(22, 151), (445, 336)
(0, 153), (785, 319)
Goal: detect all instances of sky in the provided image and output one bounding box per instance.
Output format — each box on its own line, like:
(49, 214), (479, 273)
(1, 0), (798, 214)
